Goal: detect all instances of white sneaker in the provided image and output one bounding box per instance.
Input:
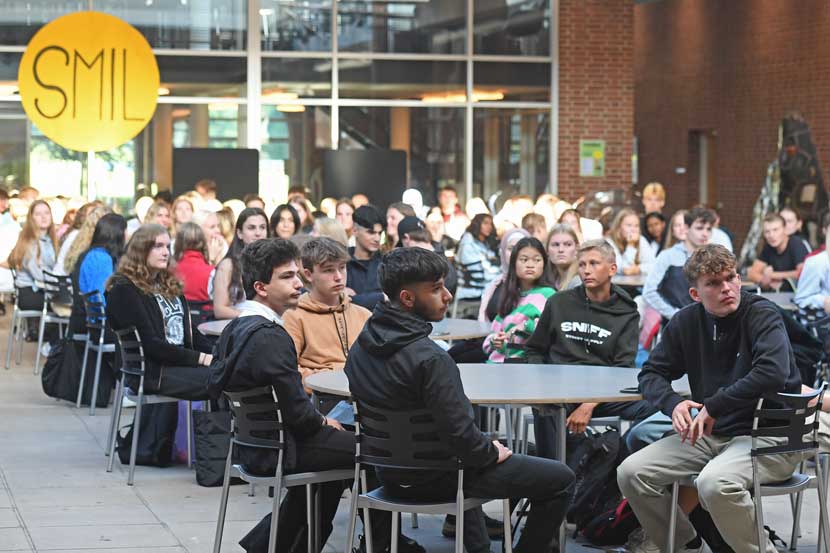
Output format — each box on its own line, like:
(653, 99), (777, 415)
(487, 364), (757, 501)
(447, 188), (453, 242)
(40, 343), (51, 358)
(121, 395), (137, 408)
(624, 528), (659, 553)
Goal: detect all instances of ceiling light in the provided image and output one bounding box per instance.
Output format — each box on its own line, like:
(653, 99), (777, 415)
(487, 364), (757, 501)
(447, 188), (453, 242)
(262, 90), (299, 101)
(0, 84), (19, 96)
(157, 87), (170, 96)
(277, 105), (306, 113)
(259, 8), (274, 16)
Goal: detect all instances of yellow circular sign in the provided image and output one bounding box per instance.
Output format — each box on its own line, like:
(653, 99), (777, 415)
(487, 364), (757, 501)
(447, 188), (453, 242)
(18, 11), (159, 152)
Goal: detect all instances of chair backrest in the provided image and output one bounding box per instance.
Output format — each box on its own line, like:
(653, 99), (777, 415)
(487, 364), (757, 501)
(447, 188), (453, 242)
(42, 271), (73, 306)
(752, 384), (826, 457)
(82, 290), (107, 331)
(113, 326), (146, 377)
(354, 400), (460, 471)
(224, 386), (284, 450)
(456, 260), (488, 291)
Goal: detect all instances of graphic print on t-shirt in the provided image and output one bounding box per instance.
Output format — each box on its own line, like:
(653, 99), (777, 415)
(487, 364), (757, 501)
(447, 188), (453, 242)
(154, 295), (184, 346)
(560, 321), (612, 345)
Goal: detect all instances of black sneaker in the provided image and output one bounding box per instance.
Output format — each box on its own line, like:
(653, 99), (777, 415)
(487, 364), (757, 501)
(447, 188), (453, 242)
(442, 513), (505, 540)
(353, 533), (426, 553)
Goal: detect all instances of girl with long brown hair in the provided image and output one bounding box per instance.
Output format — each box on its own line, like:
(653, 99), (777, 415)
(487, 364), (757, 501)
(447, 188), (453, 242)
(8, 200), (58, 311)
(105, 224), (211, 398)
(608, 207), (655, 276)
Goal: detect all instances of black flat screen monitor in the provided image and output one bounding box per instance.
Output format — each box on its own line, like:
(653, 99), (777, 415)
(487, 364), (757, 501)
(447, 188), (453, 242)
(173, 148), (259, 202)
(322, 149), (406, 211)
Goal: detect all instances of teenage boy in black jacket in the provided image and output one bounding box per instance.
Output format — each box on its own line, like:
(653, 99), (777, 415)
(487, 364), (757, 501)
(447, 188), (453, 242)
(209, 238), (422, 553)
(345, 248), (575, 553)
(524, 240), (656, 459)
(346, 205), (385, 310)
(618, 245), (802, 553)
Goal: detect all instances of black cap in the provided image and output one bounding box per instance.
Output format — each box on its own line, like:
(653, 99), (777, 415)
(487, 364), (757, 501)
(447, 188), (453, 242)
(353, 204), (384, 230)
(397, 216), (425, 238)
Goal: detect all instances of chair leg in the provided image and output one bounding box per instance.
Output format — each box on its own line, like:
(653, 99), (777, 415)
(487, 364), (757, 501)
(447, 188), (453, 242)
(819, 454), (830, 553)
(127, 390), (144, 486)
(361, 471), (374, 553)
(314, 485), (321, 553)
(76, 338), (91, 408)
(753, 462), (766, 553)
(815, 453), (830, 553)
(106, 380), (125, 470)
(667, 481), (679, 553)
(455, 504), (464, 553)
(34, 315), (46, 375)
(15, 316), (24, 365)
(306, 484), (314, 553)
(4, 310), (16, 369)
(266, 472), (283, 553)
(248, 483), (255, 497)
(791, 487), (804, 550)
(89, 346), (105, 416)
(186, 401), (193, 468)
(344, 478), (360, 553)
(410, 513), (418, 529)
(390, 511), (399, 553)
(212, 447), (235, 553)
(503, 498), (513, 553)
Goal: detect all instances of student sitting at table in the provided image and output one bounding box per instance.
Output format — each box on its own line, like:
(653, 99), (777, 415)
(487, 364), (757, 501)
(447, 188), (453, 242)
(345, 247), (575, 553)
(483, 237), (554, 363)
(212, 207), (269, 320)
(282, 237), (371, 398)
(8, 200), (58, 313)
(547, 223), (581, 292)
(643, 207), (715, 321)
(207, 238), (420, 553)
(106, 224), (212, 399)
(478, 229), (530, 324)
(346, 205), (386, 310)
(608, 207), (655, 276)
(747, 212), (808, 292)
(795, 213), (830, 312)
(525, 239), (655, 460)
(618, 245), (802, 553)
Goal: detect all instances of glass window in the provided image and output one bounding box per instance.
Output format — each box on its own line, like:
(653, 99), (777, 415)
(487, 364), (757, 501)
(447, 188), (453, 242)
(0, 1), (247, 50)
(261, 105), (332, 202)
(473, 108), (549, 201)
(340, 106), (464, 205)
(262, 58), (331, 99)
(474, 0), (550, 56)
(260, 1), (332, 52)
(338, 0), (466, 54)
(474, 61), (550, 102)
(0, 103), (28, 190)
(157, 55), (246, 97)
(339, 59), (465, 100)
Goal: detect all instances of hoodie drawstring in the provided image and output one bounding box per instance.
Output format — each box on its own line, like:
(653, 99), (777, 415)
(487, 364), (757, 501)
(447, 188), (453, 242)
(333, 311), (350, 358)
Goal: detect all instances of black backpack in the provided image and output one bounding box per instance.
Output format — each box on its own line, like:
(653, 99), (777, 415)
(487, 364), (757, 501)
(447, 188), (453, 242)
(565, 428), (626, 532)
(581, 498), (640, 546)
(116, 403), (178, 467)
(41, 337), (112, 407)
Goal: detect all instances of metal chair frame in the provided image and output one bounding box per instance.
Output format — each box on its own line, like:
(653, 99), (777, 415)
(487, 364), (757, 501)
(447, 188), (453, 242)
(344, 400), (514, 553)
(665, 386), (830, 553)
(105, 326), (195, 485)
(76, 290), (117, 415)
(5, 268), (44, 370)
(33, 271), (72, 375)
(212, 386), (352, 553)
(451, 260), (489, 319)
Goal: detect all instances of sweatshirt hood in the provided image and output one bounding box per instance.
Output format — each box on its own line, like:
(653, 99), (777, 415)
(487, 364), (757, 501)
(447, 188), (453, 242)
(576, 283), (638, 315)
(357, 301), (432, 356)
(296, 291), (351, 314)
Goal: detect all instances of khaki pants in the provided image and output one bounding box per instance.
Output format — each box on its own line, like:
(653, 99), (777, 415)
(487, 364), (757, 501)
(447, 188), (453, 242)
(617, 433), (799, 553)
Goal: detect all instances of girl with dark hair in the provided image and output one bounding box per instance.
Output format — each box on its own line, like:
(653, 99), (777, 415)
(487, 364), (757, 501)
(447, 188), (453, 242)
(212, 207), (269, 319)
(68, 213), (127, 336)
(455, 212), (500, 300)
(106, 224), (211, 398)
(482, 237), (554, 363)
(270, 204), (300, 240)
(643, 211), (667, 256)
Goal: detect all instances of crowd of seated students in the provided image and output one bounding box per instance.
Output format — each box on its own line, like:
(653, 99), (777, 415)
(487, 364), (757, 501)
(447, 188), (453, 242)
(5, 178), (830, 553)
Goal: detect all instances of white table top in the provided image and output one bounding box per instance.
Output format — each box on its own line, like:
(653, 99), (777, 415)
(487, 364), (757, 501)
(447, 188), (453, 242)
(198, 317), (492, 340)
(612, 274), (646, 287)
(306, 363), (690, 405)
(758, 291), (797, 311)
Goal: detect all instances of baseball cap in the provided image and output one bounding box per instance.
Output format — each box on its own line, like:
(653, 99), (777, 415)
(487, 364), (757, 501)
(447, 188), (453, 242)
(396, 216), (425, 239)
(352, 204), (384, 230)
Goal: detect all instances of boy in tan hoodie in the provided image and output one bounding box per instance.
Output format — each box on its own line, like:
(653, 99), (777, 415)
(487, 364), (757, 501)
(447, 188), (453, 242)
(283, 237), (371, 394)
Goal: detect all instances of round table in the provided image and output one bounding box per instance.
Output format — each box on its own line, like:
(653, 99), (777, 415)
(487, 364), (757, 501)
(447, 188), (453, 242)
(612, 274), (646, 288)
(306, 363), (688, 549)
(758, 291), (797, 311)
(198, 317), (491, 341)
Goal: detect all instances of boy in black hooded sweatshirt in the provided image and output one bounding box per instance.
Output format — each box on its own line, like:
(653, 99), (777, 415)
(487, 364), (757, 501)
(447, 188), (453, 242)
(524, 239), (656, 459)
(617, 245), (802, 553)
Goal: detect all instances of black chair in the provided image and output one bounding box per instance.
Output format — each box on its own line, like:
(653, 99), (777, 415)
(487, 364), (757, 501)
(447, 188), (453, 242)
(664, 385), (830, 553)
(344, 400), (513, 553)
(105, 326), (196, 485)
(76, 290), (116, 415)
(33, 271), (73, 375)
(212, 386), (352, 553)
(452, 260), (489, 319)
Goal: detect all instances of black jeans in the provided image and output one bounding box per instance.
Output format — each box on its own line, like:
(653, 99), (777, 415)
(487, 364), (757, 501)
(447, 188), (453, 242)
(383, 454), (574, 553)
(239, 426), (393, 553)
(17, 286), (44, 310)
(534, 400), (656, 460)
(128, 365), (211, 401)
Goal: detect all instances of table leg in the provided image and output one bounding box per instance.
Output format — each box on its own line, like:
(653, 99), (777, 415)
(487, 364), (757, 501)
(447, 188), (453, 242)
(557, 405), (567, 551)
(503, 405), (514, 450)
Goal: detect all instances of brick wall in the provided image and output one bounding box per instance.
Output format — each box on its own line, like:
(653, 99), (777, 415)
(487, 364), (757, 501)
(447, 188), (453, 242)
(557, 0), (635, 201)
(635, 0), (830, 247)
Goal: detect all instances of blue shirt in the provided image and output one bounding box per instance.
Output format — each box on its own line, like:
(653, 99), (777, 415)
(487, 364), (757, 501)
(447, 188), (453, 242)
(79, 248), (115, 304)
